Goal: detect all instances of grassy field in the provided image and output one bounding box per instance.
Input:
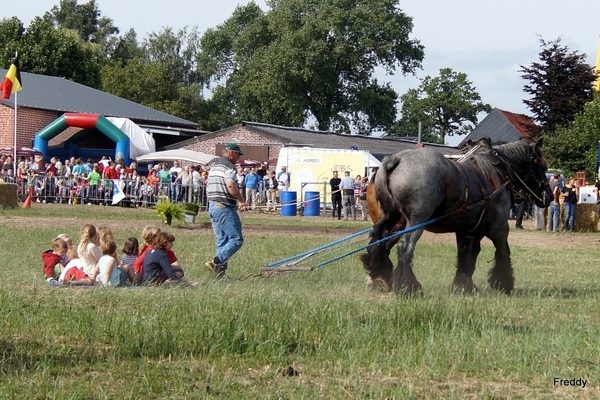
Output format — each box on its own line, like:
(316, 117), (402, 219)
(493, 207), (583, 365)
(0, 205), (599, 398)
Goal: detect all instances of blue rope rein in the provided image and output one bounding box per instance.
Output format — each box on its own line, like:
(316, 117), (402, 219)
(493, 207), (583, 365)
(316, 218), (437, 268)
(267, 227), (372, 268)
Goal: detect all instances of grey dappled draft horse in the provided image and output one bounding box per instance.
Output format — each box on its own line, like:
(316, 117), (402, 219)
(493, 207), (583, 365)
(360, 138), (553, 295)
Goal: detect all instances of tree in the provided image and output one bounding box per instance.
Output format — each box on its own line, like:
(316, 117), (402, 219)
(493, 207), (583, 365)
(144, 26), (200, 87)
(110, 28), (142, 64)
(101, 26), (215, 127)
(13, 17), (103, 88)
(0, 17), (25, 65)
(520, 37), (596, 133)
(197, 0), (424, 134)
(392, 68), (491, 144)
(43, 0), (119, 55)
(542, 93), (600, 178)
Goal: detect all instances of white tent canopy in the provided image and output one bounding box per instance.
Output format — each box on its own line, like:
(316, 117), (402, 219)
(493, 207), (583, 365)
(106, 117), (155, 158)
(136, 149), (218, 165)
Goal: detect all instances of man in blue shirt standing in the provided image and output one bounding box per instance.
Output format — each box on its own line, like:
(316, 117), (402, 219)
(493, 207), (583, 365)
(244, 167), (260, 210)
(340, 171), (356, 221)
(205, 143), (247, 278)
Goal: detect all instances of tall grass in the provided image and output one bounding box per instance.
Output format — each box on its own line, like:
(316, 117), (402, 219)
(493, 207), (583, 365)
(0, 207), (598, 398)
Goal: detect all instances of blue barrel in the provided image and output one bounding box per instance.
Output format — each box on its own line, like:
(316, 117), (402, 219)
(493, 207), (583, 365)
(303, 191), (320, 216)
(281, 191), (297, 217)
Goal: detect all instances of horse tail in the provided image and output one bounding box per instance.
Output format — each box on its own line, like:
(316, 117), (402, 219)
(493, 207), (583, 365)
(376, 154), (402, 213)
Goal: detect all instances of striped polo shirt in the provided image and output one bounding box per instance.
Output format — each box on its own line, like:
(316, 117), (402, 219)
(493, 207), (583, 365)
(207, 157), (237, 206)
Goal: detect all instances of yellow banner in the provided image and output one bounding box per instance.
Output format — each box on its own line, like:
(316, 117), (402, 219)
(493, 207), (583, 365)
(287, 152), (366, 196)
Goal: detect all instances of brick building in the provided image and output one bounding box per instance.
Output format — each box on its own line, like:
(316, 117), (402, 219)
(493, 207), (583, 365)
(0, 69), (200, 153)
(171, 121), (462, 164)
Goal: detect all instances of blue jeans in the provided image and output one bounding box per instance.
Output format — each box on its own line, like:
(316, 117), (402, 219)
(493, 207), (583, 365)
(208, 202), (244, 266)
(548, 202), (560, 232)
(563, 202), (576, 232)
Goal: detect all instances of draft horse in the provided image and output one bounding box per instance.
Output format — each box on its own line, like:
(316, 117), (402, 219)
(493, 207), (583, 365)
(360, 138), (552, 295)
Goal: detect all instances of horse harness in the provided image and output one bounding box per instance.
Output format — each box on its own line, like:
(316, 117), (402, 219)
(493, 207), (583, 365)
(444, 146), (544, 234)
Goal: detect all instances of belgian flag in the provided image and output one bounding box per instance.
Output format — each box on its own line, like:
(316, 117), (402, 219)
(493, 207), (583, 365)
(1, 55), (22, 100)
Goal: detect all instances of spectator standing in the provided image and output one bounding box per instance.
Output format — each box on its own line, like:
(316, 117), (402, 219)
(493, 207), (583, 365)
(235, 167), (246, 200)
(192, 166), (203, 203)
(276, 166), (290, 204)
(179, 165), (193, 202)
(158, 163), (171, 199)
(205, 143), (247, 279)
(562, 178), (579, 233)
(87, 163), (101, 203)
(2, 156), (14, 175)
(169, 161), (182, 203)
(340, 171), (356, 221)
(514, 190), (530, 230)
(330, 171), (342, 220)
(548, 173), (561, 233)
(244, 167), (260, 210)
(265, 170), (278, 212)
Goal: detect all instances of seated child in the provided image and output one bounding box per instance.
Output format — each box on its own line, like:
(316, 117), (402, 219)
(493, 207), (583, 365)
(98, 227), (118, 259)
(55, 233), (73, 267)
(59, 246), (94, 286)
(120, 237), (140, 270)
(77, 224), (102, 279)
(119, 237), (139, 284)
(133, 225), (161, 281)
(165, 233), (181, 270)
(97, 239), (128, 287)
(142, 232), (184, 285)
(42, 237), (68, 281)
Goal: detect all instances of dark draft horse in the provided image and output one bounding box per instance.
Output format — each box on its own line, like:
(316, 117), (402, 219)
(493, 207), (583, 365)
(360, 138), (553, 295)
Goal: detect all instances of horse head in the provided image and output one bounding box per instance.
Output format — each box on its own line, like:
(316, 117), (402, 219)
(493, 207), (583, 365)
(518, 139), (552, 208)
(490, 138), (552, 208)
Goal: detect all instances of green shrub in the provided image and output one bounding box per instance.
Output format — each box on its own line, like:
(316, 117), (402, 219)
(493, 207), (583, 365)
(182, 202), (200, 215)
(153, 200), (185, 225)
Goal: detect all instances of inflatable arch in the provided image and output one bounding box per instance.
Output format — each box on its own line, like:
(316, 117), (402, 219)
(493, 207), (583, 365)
(33, 113), (130, 165)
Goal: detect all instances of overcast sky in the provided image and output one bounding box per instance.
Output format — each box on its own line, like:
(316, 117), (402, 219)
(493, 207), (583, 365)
(7, 1), (600, 144)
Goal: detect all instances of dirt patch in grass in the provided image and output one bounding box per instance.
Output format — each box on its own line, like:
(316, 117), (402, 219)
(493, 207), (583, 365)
(1, 205), (599, 249)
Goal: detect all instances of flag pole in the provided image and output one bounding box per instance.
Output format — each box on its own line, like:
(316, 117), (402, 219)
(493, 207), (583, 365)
(13, 90), (17, 175)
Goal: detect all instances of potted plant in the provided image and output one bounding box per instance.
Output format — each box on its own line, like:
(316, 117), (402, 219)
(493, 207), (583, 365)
(153, 200), (185, 225)
(182, 202), (200, 223)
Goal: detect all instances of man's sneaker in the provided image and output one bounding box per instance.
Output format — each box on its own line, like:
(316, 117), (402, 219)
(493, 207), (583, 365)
(205, 257), (227, 279)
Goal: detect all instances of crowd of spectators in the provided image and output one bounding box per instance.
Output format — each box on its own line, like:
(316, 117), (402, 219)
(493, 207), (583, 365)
(0, 154), (209, 208)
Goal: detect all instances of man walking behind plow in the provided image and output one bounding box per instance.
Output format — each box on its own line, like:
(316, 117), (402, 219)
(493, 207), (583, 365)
(205, 143), (247, 278)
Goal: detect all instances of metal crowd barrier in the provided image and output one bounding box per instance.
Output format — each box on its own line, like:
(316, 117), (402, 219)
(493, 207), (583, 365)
(8, 174), (208, 210)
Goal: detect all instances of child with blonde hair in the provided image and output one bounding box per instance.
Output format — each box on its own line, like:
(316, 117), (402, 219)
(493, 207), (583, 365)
(98, 226), (118, 259)
(142, 232), (185, 285)
(77, 224), (101, 278)
(42, 237), (68, 281)
(59, 246), (94, 286)
(133, 225), (161, 280)
(97, 239), (121, 287)
(55, 234), (72, 266)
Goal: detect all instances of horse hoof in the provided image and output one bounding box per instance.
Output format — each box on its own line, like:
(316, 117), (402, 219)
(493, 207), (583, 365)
(366, 275), (391, 292)
(394, 283), (423, 296)
(451, 283), (478, 294)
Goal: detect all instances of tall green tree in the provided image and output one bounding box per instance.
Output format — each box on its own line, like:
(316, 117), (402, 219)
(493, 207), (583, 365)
(43, 0), (119, 57)
(101, 26), (217, 127)
(392, 68), (491, 144)
(520, 37), (596, 133)
(0, 17), (24, 65)
(197, 0), (424, 134)
(1, 17), (103, 88)
(542, 93), (600, 178)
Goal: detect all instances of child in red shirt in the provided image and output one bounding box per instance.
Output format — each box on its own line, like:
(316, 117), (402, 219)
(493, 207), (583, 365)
(42, 237), (68, 281)
(133, 225), (161, 284)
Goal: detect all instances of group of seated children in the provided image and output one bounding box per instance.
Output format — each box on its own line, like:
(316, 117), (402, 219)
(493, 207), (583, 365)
(42, 224), (188, 287)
